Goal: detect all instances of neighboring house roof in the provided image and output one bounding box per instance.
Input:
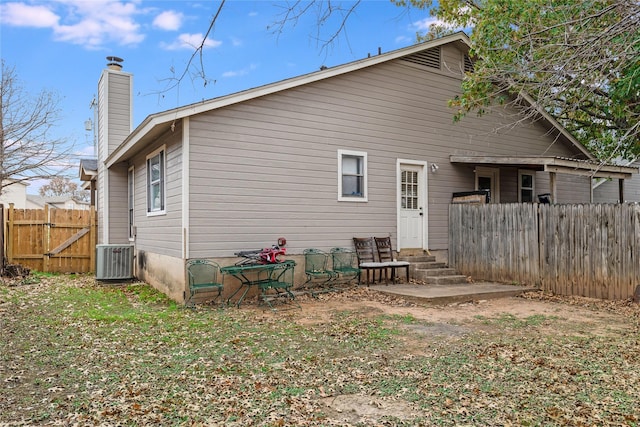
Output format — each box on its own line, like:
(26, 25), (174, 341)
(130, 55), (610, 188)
(26, 194), (90, 208)
(2, 179), (29, 188)
(79, 158), (98, 182)
(105, 32), (593, 169)
(26, 194), (45, 208)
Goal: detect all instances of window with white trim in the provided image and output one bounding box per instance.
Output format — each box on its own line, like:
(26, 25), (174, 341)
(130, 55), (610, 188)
(518, 170), (535, 203)
(338, 149), (367, 201)
(128, 166), (135, 239)
(147, 147), (165, 214)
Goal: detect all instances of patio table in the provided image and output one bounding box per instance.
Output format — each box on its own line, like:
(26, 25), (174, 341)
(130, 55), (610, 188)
(221, 260), (296, 308)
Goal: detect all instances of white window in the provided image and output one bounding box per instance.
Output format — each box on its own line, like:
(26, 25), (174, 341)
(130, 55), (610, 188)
(128, 166), (135, 239)
(146, 147), (165, 215)
(518, 170), (535, 203)
(338, 149), (367, 202)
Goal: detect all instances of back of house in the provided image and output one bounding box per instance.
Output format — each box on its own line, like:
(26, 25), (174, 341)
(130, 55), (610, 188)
(89, 33), (637, 302)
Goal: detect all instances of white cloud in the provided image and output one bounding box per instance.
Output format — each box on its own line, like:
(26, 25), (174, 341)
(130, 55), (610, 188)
(53, 1), (145, 48)
(0, 2), (59, 27)
(395, 35), (411, 44)
(412, 6), (472, 32)
(412, 16), (447, 31)
(0, 1), (146, 49)
(160, 33), (222, 51)
(153, 10), (183, 31)
(230, 37), (243, 47)
(222, 63), (257, 78)
(75, 145), (97, 157)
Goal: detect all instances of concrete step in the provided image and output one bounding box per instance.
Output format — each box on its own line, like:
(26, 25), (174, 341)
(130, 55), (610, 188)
(398, 249), (430, 257)
(410, 261), (447, 270)
(415, 267), (458, 277)
(398, 255), (436, 263)
(422, 275), (469, 285)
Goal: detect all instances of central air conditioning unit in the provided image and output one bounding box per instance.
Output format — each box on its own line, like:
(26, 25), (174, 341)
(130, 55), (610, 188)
(96, 244), (134, 280)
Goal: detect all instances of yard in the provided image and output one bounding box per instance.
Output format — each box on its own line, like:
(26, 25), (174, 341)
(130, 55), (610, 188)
(1, 274), (639, 426)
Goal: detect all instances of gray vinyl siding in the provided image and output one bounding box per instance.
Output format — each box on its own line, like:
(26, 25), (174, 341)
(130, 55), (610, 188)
(97, 73), (107, 243)
(593, 161), (640, 203)
(107, 164), (129, 244)
(187, 52), (588, 255)
(106, 72), (132, 154)
(97, 69), (132, 244)
(556, 175), (592, 203)
(130, 124), (183, 258)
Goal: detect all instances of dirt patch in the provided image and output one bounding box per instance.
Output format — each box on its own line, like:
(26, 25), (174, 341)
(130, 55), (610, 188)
(320, 394), (420, 424)
(283, 287), (639, 341)
(290, 286), (634, 320)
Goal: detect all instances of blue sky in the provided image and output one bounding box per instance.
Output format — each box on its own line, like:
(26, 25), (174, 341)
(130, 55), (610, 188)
(1, 0), (436, 192)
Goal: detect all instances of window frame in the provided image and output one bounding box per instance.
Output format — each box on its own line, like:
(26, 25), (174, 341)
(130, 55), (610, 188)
(518, 169), (536, 203)
(128, 165), (135, 239)
(338, 149), (368, 202)
(146, 146), (166, 216)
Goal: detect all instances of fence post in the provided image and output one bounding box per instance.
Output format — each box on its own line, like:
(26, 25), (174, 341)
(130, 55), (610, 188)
(43, 205), (50, 273)
(89, 206), (96, 273)
(7, 204), (14, 266)
(0, 204), (4, 275)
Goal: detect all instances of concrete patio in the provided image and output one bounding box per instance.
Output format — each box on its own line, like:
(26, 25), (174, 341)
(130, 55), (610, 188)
(368, 282), (539, 305)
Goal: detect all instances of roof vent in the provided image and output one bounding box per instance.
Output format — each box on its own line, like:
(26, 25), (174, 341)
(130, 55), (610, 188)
(464, 54), (474, 73)
(403, 47), (441, 70)
(106, 56), (124, 71)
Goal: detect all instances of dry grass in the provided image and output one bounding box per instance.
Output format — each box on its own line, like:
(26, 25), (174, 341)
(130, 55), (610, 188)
(1, 274), (639, 426)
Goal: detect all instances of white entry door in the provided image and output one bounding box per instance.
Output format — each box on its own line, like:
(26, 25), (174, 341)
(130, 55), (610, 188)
(398, 161), (427, 250)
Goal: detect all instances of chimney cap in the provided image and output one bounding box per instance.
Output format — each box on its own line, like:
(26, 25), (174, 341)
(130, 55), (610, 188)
(106, 56), (124, 70)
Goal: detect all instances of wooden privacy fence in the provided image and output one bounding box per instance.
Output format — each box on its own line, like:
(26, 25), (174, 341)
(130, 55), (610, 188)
(5, 205), (97, 274)
(449, 203), (640, 300)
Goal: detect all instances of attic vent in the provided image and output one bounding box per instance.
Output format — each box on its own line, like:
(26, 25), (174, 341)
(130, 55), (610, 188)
(403, 47), (441, 70)
(464, 54), (474, 73)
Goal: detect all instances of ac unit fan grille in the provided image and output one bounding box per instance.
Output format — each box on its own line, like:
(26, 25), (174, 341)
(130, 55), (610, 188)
(96, 245), (134, 280)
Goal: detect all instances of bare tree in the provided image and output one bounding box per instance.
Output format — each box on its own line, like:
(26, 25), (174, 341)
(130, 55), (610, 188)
(268, 0), (639, 160)
(157, 0), (226, 96)
(160, 0), (366, 99)
(269, 0), (363, 53)
(39, 176), (89, 201)
(0, 60), (73, 195)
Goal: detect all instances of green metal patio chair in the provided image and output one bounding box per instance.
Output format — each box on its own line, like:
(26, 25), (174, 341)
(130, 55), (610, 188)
(329, 247), (361, 284)
(256, 260), (298, 310)
(303, 249), (338, 290)
(186, 259), (224, 307)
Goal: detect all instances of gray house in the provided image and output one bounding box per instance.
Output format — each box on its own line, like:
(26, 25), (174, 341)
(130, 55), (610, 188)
(593, 159), (640, 202)
(90, 32), (637, 302)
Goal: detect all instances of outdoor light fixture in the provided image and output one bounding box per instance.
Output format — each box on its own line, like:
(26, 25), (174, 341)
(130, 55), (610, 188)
(430, 163), (439, 172)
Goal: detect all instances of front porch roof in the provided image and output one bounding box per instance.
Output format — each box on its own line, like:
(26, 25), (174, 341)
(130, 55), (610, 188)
(449, 155), (638, 180)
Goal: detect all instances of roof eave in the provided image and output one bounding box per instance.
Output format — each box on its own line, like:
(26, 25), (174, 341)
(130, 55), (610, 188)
(450, 155), (638, 179)
(106, 32), (471, 167)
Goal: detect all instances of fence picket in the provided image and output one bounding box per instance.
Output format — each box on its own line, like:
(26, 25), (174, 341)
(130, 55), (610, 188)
(5, 206), (96, 274)
(450, 203), (640, 300)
